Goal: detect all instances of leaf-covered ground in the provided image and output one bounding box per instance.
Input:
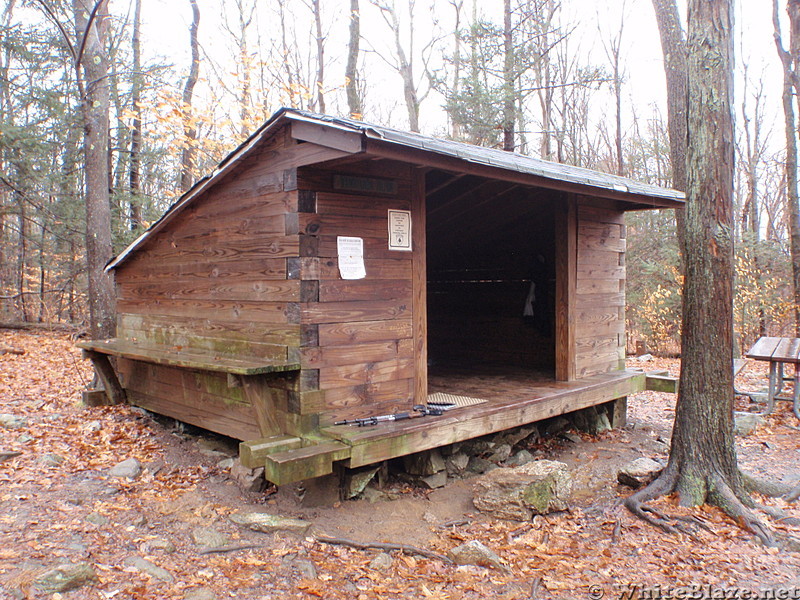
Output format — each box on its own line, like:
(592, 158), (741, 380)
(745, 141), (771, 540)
(2, 329), (800, 599)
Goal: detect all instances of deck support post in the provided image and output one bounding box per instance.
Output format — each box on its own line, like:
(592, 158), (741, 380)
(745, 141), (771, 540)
(82, 350), (126, 405)
(605, 396), (627, 429)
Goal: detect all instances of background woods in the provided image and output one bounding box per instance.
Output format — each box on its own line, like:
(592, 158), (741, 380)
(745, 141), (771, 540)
(0, 0), (796, 355)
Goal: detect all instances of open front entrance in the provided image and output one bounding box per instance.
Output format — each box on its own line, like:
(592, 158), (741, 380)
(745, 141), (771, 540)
(424, 170), (557, 401)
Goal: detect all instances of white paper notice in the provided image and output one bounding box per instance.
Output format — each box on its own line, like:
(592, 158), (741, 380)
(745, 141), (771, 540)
(388, 209), (412, 251)
(337, 236), (366, 280)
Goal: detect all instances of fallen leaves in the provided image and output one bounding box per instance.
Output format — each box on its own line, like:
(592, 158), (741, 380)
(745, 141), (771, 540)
(2, 330), (800, 599)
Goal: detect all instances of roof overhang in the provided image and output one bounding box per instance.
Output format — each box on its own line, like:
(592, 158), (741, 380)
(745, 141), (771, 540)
(107, 108), (684, 271)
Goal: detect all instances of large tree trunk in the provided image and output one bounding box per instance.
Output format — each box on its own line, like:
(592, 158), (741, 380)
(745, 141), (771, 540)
(73, 0), (115, 339)
(669, 0), (738, 504)
(775, 0), (800, 335)
(180, 0), (201, 192)
(626, 0), (784, 546)
(345, 0), (362, 118)
(651, 0), (687, 257)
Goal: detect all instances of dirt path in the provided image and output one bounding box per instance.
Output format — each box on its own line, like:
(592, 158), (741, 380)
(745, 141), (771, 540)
(2, 329), (800, 599)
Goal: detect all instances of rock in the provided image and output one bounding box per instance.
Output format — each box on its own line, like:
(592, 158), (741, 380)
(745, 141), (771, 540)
(447, 540), (505, 570)
(40, 453), (65, 467)
(84, 420), (102, 433)
(571, 406), (611, 435)
(184, 587), (217, 600)
(217, 458), (235, 470)
(33, 562), (96, 593)
(0, 414), (26, 429)
(230, 461), (267, 493)
(473, 460), (572, 521)
(291, 558), (317, 579)
(109, 458), (142, 479)
(191, 526), (227, 549)
(734, 412), (765, 436)
(561, 432), (582, 444)
(445, 452), (470, 475)
(635, 353), (654, 362)
(459, 438), (493, 456)
(420, 471), (448, 489)
(498, 425), (538, 448)
(368, 552), (393, 571)
(85, 512), (109, 526)
(142, 538), (176, 553)
(542, 416), (570, 437)
(403, 449), (445, 476)
(467, 456), (496, 475)
(344, 466), (379, 499)
(505, 450), (534, 467)
(617, 457), (663, 489)
(0, 451), (22, 463)
(487, 444), (512, 463)
(229, 512), (311, 536)
(123, 556), (174, 582)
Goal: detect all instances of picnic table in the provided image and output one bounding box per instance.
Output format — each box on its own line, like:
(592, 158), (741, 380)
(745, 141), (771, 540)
(745, 336), (800, 418)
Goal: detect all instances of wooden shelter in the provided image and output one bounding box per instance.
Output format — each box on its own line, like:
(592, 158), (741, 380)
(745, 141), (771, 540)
(79, 108), (683, 485)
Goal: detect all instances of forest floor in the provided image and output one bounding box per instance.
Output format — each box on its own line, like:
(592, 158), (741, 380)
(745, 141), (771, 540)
(2, 328), (800, 600)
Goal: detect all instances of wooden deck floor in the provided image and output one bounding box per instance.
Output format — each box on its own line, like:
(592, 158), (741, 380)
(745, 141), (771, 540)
(322, 368), (646, 468)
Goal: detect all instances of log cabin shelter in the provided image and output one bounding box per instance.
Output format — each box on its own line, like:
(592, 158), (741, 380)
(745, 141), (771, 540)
(78, 108), (684, 486)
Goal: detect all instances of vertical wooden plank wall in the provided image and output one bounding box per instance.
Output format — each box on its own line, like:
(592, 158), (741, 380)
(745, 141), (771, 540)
(574, 198), (627, 377)
(555, 195), (577, 381)
(296, 161), (418, 425)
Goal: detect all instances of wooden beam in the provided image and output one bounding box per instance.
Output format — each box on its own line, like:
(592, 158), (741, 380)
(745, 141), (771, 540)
(412, 168), (428, 405)
(555, 194), (577, 381)
(82, 350), (127, 405)
(239, 435), (303, 469)
(239, 375), (283, 437)
(365, 139), (683, 209)
(336, 374), (645, 467)
(263, 441), (351, 485)
(645, 374), (679, 393)
(290, 120), (364, 154)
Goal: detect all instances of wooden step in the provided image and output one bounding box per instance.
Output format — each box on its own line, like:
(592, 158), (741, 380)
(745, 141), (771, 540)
(239, 435), (304, 469)
(264, 441), (351, 486)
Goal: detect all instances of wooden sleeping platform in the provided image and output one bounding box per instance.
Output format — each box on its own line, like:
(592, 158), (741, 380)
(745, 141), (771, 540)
(319, 368), (645, 471)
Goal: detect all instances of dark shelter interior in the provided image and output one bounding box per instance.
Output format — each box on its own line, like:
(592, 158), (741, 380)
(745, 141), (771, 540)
(424, 170), (557, 380)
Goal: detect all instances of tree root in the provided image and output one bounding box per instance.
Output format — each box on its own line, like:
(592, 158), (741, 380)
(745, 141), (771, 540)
(625, 466), (800, 550)
(710, 474), (776, 547)
(315, 535), (454, 564)
(624, 467), (684, 536)
(740, 471), (800, 501)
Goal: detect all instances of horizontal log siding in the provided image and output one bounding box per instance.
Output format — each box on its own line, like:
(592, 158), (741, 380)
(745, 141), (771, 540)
(297, 162), (416, 425)
(110, 131), (319, 440)
(574, 199), (626, 377)
(115, 130), (301, 361)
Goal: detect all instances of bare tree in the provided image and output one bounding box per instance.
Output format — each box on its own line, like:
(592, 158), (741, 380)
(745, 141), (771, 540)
(180, 0), (200, 192)
(345, 0), (363, 117)
(129, 0), (143, 230)
(502, 0), (514, 151)
(599, 2), (626, 176)
(369, 0), (433, 132)
(651, 0), (687, 259)
(774, 0), (800, 335)
(628, 0), (800, 547)
(310, 0), (326, 113)
(72, 0), (115, 339)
